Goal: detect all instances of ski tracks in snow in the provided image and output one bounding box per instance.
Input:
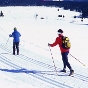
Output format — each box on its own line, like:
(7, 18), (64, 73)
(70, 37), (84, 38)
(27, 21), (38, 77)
(0, 44), (88, 88)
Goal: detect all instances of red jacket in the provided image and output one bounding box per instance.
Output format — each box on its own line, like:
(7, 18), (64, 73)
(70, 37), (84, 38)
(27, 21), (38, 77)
(49, 34), (69, 53)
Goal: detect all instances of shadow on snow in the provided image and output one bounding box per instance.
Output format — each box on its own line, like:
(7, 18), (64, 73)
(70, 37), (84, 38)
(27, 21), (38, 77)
(0, 68), (68, 76)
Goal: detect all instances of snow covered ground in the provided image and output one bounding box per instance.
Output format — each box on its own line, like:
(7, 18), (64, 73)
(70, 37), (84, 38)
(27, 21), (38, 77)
(0, 6), (88, 88)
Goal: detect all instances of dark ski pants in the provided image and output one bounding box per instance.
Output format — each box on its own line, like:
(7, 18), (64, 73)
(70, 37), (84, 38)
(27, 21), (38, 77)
(61, 51), (72, 70)
(13, 42), (19, 55)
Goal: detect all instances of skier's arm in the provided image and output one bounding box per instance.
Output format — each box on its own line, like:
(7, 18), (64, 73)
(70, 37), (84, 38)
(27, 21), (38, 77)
(9, 34), (13, 37)
(9, 32), (14, 37)
(19, 33), (21, 37)
(18, 32), (21, 37)
(49, 37), (59, 47)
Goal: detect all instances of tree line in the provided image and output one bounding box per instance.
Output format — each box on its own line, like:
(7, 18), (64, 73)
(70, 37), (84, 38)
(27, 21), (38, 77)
(0, 0), (88, 18)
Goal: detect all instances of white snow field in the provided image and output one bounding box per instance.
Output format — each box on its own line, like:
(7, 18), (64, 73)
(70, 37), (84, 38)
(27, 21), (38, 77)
(0, 6), (88, 88)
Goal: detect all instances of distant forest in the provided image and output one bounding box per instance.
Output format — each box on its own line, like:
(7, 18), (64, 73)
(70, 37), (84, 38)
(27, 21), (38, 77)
(0, 0), (88, 18)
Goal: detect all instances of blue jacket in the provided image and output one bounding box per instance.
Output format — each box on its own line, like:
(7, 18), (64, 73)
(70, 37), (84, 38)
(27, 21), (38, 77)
(9, 29), (21, 42)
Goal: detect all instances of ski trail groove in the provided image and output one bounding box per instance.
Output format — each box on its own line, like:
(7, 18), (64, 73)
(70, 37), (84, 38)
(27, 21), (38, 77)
(0, 44), (88, 82)
(0, 54), (73, 88)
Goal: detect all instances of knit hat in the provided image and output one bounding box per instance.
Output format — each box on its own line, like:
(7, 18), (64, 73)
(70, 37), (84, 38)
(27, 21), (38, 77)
(14, 27), (17, 30)
(57, 29), (63, 34)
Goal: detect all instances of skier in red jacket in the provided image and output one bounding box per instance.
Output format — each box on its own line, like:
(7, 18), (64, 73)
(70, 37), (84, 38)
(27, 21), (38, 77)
(48, 29), (74, 76)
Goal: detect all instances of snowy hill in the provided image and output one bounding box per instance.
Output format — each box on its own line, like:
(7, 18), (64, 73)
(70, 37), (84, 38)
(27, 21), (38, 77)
(0, 6), (88, 88)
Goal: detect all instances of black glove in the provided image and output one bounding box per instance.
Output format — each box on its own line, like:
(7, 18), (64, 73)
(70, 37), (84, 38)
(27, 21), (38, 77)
(9, 34), (12, 37)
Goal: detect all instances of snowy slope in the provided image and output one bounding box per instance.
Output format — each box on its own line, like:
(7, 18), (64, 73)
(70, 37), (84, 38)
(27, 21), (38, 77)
(0, 6), (88, 88)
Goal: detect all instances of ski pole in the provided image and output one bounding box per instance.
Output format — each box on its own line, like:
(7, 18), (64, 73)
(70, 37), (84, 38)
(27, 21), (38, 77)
(69, 53), (85, 66)
(6, 37), (9, 45)
(48, 46), (58, 76)
(4, 37), (9, 49)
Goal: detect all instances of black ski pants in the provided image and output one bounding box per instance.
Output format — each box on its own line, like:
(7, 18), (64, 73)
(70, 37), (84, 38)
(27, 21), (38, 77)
(61, 51), (72, 70)
(13, 42), (19, 55)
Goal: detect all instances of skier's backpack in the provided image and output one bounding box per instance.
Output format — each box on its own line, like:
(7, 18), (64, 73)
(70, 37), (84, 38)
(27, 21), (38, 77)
(61, 36), (71, 49)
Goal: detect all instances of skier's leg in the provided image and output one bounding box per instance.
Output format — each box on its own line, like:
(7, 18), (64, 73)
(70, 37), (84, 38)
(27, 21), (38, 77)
(62, 52), (74, 75)
(62, 52), (72, 70)
(13, 42), (15, 55)
(61, 53), (66, 69)
(60, 53), (67, 72)
(16, 42), (19, 55)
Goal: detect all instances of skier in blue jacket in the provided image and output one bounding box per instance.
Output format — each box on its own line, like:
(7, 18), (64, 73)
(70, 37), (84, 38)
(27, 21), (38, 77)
(9, 27), (21, 55)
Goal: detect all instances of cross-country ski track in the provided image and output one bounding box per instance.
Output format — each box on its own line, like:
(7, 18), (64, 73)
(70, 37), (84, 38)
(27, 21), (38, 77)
(0, 44), (88, 88)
